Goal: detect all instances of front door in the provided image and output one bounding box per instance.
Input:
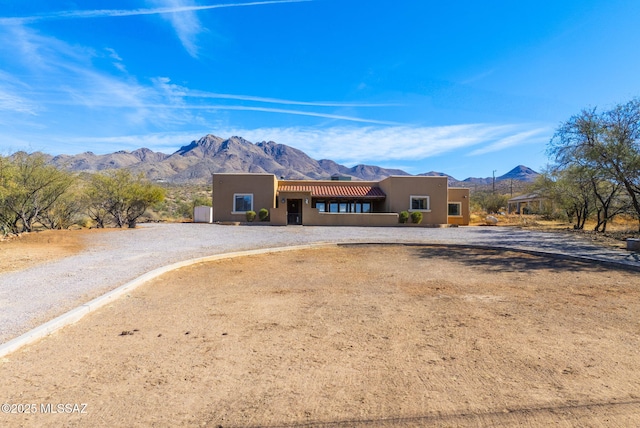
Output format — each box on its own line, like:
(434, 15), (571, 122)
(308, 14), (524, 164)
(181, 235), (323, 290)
(287, 199), (302, 225)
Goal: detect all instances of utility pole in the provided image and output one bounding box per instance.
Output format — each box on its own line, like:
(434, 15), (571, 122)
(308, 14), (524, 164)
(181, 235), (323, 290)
(492, 170), (497, 194)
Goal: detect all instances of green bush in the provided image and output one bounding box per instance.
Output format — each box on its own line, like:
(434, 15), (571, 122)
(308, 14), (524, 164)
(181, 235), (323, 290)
(411, 211), (423, 224)
(245, 210), (256, 222)
(399, 211), (409, 224)
(258, 208), (269, 221)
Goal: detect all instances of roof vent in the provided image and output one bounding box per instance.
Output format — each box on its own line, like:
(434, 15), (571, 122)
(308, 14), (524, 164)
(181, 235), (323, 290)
(331, 174), (351, 181)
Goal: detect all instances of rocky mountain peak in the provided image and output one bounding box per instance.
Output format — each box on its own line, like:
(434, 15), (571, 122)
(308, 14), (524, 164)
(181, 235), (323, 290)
(174, 134), (225, 157)
(131, 147), (167, 162)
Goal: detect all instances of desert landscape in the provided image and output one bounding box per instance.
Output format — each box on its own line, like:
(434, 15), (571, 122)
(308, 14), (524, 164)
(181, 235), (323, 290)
(1, 237), (640, 427)
(3, 2), (640, 425)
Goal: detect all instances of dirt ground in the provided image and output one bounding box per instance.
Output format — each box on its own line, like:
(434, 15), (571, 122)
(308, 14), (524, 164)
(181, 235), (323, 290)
(1, 244), (640, 427)
(0, 228), (129, 274)
(0, 230), (87, 273)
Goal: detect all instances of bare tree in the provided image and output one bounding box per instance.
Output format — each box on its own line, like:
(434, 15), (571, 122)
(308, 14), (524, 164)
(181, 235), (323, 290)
(548, 99), (640, 231)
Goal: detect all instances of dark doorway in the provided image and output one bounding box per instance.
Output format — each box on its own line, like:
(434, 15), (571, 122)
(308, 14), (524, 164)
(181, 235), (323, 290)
(287, 199), (302, 225)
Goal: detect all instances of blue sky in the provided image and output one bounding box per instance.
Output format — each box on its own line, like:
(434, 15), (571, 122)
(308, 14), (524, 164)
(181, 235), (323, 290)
(1, 1), (639, 179)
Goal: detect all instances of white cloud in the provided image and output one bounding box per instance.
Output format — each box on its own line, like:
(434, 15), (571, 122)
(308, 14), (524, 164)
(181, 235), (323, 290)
(49, 132), (208, 154)
(0, 25), (170, 127)
(0, 71), (37, 115)
(214, 124), (546, 165)
(467, 128), (549, 156)
(0, 1), (311, 24)
(8, 123), (549, 162)
(105, 47), (127, 72)
(0, 90), (37, 115)
(148, 0), (203, 58)
(1, 0), (311, 56)
(3, 25), (397, 128)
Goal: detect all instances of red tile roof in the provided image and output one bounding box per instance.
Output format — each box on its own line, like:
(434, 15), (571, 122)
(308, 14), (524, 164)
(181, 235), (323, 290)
(278, 184), (386, 199)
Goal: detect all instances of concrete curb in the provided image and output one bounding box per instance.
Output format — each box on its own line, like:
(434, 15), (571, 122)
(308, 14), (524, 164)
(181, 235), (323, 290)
(0, 243), (335, 359)
(1, 240), (637, 359)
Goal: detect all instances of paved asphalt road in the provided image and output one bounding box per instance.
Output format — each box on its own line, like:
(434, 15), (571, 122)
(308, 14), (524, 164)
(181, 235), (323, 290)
(1, 223), (638, 344)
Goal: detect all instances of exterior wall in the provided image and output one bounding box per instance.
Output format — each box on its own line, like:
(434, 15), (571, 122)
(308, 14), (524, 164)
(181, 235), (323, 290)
(378, 176), (449, 225)
(447, 188), (470, 225)
(304, 210), (399, 226)
(212, 173), (277, 223)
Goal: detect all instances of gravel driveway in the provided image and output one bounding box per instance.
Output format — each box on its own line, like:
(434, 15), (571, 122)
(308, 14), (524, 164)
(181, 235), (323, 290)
(1, 223), (638, 344)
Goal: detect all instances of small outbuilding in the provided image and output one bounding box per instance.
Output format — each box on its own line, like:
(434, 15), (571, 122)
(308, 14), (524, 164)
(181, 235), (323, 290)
(193, 206), (213, 223)
(507, 193), (546, 214)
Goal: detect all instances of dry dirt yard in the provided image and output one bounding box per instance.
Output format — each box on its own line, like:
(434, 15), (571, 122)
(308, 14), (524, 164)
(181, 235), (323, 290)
(0, 229), (86, 273)
(1, 243), (640, 427)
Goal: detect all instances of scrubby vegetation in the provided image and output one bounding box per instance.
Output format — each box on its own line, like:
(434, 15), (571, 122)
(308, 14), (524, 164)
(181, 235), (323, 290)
(151, 183), (211, 222)
(468, 98), (640, 240)
(0, 153), (180, 234)
(544, 98), (640, 232)
(471, 191), (509, 214)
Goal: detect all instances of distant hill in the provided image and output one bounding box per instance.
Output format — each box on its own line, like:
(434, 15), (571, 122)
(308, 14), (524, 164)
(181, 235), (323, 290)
(418, 171), (460, 187)
(44, 134), (410, 182)
(31, 134), (540, 184)
(462, 165), (540, 185)
(497, 165), (540, 182)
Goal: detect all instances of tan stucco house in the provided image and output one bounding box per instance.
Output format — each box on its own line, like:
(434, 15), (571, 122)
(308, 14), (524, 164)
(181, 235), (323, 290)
(212, 173), (470, 226)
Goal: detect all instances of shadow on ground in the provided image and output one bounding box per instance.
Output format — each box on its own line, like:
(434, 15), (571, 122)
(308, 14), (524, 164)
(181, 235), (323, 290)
(412, 245), (631, 273)
(339, 243), (633, 273)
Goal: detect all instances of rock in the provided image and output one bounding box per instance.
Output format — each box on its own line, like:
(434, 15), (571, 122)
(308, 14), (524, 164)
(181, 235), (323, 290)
(485, 216), (499, 225)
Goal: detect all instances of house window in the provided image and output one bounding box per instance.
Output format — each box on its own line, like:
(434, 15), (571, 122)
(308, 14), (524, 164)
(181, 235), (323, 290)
(233, 194), (253, 213)
(448, 202), (462, 216)
(315, 200), (374, 213)
(410, 195), (430, 211)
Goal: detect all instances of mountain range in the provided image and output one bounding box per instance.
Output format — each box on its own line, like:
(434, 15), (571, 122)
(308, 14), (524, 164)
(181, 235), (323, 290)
(38, 134), (539, 184)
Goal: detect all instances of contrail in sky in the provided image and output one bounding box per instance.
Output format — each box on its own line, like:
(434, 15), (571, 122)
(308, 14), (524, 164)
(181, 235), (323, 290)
(0, 0), (311, 24)
(186, 91), (402, 108)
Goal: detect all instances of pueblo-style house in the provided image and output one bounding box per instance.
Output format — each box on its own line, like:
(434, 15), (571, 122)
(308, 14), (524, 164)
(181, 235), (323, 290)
(212, 173), (470, 226)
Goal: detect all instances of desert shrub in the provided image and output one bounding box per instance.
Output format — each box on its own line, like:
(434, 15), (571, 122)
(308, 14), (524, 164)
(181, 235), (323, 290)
(76, 216), (93, 228)
(399, 211), (409, 224)
(411, 211), (423, 224)
(245, 210), (256, 222)
(471, 191), (509, 214)
(175, 199), (192, 219)
(258, 208), (269, 221)
(86, 169), (165, 228)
